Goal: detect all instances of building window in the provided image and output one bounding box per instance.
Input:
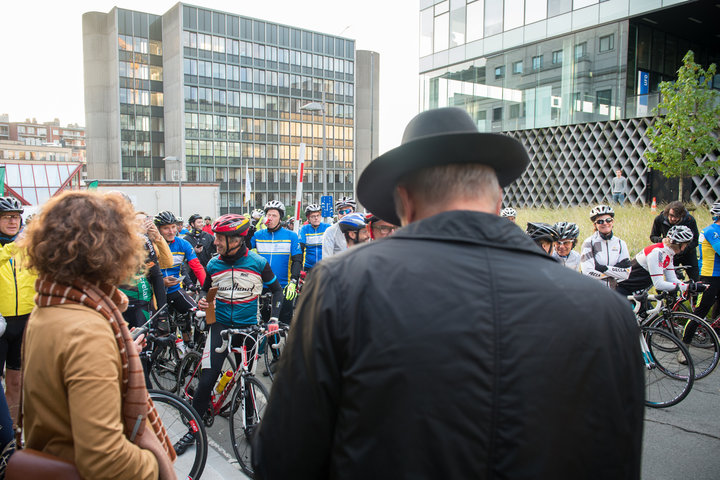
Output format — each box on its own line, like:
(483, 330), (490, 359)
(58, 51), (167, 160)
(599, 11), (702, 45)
(552, 50), (563, 64)
(492, 107), (503, 122)
(509, 104), (520, 119)
(599, 34), (614, 52)
(494, 66), (505, 79)
(574, 42), (587, 60)
(531, 55), (543, 70)
(512, 61), (523, 74)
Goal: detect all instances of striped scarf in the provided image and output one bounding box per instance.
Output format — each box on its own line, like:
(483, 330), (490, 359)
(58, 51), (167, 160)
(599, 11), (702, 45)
(34, 277), (177, 479)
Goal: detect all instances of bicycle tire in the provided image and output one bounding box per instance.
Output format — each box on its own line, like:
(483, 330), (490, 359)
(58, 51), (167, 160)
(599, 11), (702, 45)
(641, 327), (695, 408)
(150, 341), (182, 393)
(177, 350), (238, 420)
(228, 376), (270, 477)
(263, 329), (288, 381)
(149, 389), (208, 480)
(650, 312), (720, 380)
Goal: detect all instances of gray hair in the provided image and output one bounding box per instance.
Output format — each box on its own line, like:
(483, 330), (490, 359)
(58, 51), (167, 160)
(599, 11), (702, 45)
(393, 163), (500, 217)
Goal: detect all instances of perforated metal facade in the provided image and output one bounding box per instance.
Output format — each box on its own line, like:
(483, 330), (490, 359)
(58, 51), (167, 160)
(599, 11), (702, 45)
(503, 118), (719, 207)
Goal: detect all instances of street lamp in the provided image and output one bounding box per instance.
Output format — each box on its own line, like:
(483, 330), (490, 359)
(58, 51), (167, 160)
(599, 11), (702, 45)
(300, 92), (327, 199)
(163, 155), (183, 217)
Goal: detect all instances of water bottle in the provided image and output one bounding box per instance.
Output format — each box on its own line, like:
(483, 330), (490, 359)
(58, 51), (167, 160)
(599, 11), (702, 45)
(216, 370), (233, 393)
(175, 337), (187, 357)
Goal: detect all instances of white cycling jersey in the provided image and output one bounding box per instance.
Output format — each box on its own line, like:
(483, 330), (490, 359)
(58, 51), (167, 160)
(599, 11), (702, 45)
(635, 242), (688, 292)
(553, 250), (581, 271)
(580, 231), (631, 288)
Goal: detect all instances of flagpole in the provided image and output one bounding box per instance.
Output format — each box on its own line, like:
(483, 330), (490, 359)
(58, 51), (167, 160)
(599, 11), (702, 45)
(294, 143), (306, 233)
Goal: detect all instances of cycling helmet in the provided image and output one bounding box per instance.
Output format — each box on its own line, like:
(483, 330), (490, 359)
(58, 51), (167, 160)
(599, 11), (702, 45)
(526, 222), (559, 242)
(335, 196), (356, 211)
(154, 210), (177, 226)
(590, 204), (615, 221)
(188, 214), (203, 225)
(710, 202), (720, 219)
(667, 225), (694, 244)
(338, 212), (367, 233)
(305, 204), (321, 216)
(264, 200), (285, 218)
(553, 221), (580, 240)
(175, 216), (184, 224)
(0, 197), (23, 214)
(500, 207), (517, 218)
(212, 214), (251, 236)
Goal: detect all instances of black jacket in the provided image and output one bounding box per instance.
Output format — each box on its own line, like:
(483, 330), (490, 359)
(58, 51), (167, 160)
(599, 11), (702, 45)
(254, 211), (643, 480)
(183, 228), (216, 267)
(649, 212), (699, 267)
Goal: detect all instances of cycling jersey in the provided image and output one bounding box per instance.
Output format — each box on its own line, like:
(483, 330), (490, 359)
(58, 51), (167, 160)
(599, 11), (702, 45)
(204, 250), (278, 327)
(552, 250), (581, 271)
(580, 231), (631, 288)
(699, 223), (720, 277)
(299, 222), (330, 269)
(618, 242), (687, 294)
(251, 227), (301, 287)
(161, 236), (206, 293)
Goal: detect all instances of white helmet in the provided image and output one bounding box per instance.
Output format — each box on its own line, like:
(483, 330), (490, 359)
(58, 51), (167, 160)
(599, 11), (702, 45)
(500, 207), (517, 218)
(667, 225), (693, 244)
(711, 202), (720, 218)
(590, 204), (615, 221)
(264, 200), (285, 218)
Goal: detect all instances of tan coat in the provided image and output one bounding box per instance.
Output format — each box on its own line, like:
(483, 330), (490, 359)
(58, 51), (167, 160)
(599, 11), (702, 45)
(23, 304), (159, 480)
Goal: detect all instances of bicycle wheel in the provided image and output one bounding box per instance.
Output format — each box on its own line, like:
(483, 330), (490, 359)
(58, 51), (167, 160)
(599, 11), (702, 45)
(178, 350), (237, 419)
(150, 340), (182, 393)
(641, 327), (694, 408)
(149, 389), (208, 480)
(263, 329), (287, 381)
(228, 376), (270, 477)
(651, 312), (720, 380)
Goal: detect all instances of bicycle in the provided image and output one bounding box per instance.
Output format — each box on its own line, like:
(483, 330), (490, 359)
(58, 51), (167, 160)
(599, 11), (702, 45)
(627, 293), (696, 408)
(149, 389), (208, 480)
(257, 292), (290, 381)
(635, 286), (720, 380)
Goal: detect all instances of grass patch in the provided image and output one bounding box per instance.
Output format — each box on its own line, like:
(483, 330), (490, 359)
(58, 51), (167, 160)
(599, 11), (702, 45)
(514, 204), (713, 256)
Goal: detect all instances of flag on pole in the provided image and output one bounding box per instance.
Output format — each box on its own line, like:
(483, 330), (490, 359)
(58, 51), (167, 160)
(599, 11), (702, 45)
(0, 166), (5, 196)
(244, 165), (251, 204)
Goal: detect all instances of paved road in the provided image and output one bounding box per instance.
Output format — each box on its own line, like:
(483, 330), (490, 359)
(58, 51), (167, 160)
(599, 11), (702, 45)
(197, 365), (720, 479)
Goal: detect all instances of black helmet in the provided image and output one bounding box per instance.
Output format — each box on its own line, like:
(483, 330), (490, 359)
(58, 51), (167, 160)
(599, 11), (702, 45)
(0, 197), (23, 214)
(154, 210), (177, 226)
(526, 222), (559, 242)
(188, 214), (203, 225)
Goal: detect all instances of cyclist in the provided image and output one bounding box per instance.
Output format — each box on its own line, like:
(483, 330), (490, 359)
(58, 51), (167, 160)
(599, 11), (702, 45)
(154, 211), (206, 331)
(0, 197), (36, 423)
(298, 204), (330, 275)
(500, 207), (517, 223)
(366, 214), (398, 240)
(174, 214), (282, 455)
(552, 222), (581, 270)
(338, 213), (370, 248)
(525, 222), (558, 255)
(580, 205), (631, 289)
(185, 213), (216, 269)
(251, 201), (302, 324)
(175, 216), (189, 235)
(650, 201), (699, 279)
(202, 216), (213, 235)
(322, 196), (356, 258)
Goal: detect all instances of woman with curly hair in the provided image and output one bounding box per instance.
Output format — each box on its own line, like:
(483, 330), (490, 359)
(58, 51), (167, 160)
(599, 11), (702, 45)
(16, 191), (177, 480)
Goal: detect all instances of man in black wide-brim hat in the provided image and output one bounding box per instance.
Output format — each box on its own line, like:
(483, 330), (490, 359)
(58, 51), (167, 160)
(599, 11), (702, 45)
(254, 108), (644, 480)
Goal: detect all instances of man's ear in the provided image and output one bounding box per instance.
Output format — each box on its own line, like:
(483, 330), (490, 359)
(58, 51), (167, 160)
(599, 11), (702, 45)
(395, 185), (415, 226)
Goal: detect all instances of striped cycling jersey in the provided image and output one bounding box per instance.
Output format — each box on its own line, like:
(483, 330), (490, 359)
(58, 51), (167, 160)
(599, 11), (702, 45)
(161, 236), (198, 294)
(205, 251), (277, 326)
(299, 222), (330, 269)
(699, 223), (720, 277)
(251, 227), (301, 287)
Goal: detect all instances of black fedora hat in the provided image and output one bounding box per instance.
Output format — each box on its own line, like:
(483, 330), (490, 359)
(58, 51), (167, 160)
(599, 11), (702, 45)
(357, 107), (529, 225)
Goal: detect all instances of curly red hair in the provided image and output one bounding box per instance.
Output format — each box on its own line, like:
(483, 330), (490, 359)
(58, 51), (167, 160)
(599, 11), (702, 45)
(19, 191), (145, 286)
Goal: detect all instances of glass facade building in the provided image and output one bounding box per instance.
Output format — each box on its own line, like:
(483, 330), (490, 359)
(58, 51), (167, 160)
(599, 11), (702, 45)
(419, 0), (719, 133)
(85, 4), (358, 214)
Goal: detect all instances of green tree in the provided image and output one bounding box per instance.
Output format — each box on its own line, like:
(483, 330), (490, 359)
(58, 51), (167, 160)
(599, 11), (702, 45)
(646, 50), (720, 202)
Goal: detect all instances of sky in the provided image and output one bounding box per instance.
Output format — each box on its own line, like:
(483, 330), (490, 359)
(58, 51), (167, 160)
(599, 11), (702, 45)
(0, 0), (419, 154)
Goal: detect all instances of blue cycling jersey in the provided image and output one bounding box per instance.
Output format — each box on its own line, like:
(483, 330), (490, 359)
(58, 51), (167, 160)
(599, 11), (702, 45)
(161, 236), (198, 294)
(251, 227), (301, 287)
(205, 250), (276, 326)
(299, 222), (330, 269)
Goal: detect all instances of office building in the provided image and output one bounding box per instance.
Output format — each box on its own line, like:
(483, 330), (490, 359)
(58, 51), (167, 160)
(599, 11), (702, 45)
(419, 0), (719, 205)
(83, 3), (378, 215)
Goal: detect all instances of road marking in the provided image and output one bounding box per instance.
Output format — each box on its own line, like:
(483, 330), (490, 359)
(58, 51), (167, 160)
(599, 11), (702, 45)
(207, 436), (241, 469)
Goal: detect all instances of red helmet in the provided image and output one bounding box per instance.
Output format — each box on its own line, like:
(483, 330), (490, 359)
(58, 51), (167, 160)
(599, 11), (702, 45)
(212, 214), (250, 236)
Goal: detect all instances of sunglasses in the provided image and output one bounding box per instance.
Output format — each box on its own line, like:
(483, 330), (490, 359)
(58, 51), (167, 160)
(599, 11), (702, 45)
(595, 218), (614, 225)
(338, 208), (353, 215)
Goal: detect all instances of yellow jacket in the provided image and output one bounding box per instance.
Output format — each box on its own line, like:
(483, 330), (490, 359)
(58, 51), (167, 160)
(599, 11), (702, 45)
(0, 242), (37, 317)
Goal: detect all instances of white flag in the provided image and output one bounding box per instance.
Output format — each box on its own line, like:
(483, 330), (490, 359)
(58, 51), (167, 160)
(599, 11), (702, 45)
(244, 165), (251, 204)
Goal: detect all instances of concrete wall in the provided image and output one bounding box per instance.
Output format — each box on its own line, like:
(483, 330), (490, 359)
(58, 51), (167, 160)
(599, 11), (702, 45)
(97, 182), (220, 218)
(161, 4), (185, 167)
(354, 50), (380, 204)
(82, 10), (121, 179)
